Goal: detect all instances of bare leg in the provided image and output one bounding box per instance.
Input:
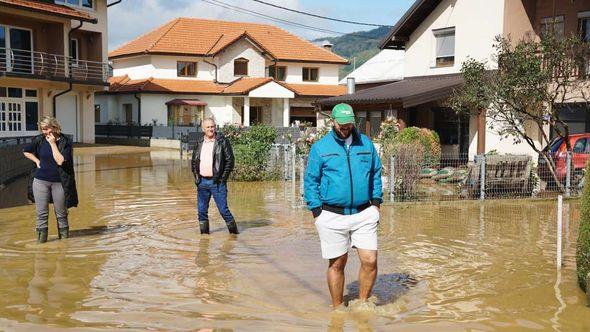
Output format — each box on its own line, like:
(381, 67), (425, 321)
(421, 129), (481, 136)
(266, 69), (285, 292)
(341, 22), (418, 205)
(327, 253), (348, 308)
(357, 248), (377, 301)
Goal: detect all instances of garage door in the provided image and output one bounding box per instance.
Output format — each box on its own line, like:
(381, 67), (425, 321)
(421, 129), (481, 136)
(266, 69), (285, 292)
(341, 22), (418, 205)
(56, 94), (78, 142)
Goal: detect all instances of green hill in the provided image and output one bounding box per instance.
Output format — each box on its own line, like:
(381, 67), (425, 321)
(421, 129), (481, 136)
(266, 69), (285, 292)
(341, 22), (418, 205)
(313, 26), (391, 79)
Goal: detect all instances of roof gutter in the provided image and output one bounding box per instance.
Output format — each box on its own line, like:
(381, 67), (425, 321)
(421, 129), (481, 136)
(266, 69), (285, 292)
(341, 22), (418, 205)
(53, 19), (84, 117)
(379, 0), (429, 50)
(107, 0), (123, 7)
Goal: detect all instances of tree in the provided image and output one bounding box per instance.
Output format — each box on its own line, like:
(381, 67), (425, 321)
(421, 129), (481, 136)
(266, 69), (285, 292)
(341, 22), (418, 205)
(450, 35), (590, 191)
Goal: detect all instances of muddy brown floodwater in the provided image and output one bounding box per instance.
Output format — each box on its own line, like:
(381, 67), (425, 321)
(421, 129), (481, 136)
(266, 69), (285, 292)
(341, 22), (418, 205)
(0, 146), (589, 331)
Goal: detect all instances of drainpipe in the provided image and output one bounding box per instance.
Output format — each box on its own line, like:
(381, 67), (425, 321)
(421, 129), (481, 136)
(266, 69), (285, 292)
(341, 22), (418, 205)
(203, 58), (218, 83)
(134, 92), (141, 125)
(53, 20), (83, 117)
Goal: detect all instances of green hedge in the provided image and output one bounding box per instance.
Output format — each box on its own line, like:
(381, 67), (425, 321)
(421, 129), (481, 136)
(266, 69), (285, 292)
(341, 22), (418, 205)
(222, 124), (279, 181)
(577, 162), (590, 292)
(393, 127), (441, 166)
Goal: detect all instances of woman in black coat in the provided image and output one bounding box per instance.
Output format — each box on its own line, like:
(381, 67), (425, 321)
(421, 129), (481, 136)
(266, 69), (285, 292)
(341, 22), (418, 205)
(23, 116), (78, 243)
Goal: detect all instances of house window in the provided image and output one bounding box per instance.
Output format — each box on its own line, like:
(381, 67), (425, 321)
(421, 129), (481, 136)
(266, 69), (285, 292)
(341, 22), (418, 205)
(55, 0), (93, 9)
(579, 11), (590, 42)
(434, 27), (455, 67)
(177, 61), (197, 77)
(123, 103), (132, 124)
(234, 58), (249, 76)
(95, 104), (101, 123)
(269, 65), (287, 81)
(302, 67), (319, 82)
(0, 86), (38, 133)
(70, 39), (78, 66)
(540, 16), (564, 39)
(0, 26), (33, 74)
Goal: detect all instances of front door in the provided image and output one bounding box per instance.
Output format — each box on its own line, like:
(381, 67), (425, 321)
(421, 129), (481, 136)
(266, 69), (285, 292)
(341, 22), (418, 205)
(433, 107), (469, 157)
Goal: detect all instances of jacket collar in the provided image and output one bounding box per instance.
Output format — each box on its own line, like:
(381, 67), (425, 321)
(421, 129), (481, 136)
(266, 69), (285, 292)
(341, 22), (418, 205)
(330, 128), (360, 145)
(199, 132), (226, 143)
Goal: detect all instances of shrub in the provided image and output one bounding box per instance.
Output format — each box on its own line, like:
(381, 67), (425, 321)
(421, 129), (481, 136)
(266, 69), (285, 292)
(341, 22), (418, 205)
(577, 161), (590, 292)
(375, 117), (400, 158)
(393, 127), (441, 166)
(221, 124), (279, 181)
(296, 126), (330, 155)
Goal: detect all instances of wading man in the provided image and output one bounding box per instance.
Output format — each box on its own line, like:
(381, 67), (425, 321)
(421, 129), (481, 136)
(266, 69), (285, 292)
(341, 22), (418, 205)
(304, 103), (382, 308)
(192, 118), (239, 234)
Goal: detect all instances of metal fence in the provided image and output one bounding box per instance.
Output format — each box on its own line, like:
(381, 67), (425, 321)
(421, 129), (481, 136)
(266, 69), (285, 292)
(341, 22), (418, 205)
(278, 145), (589, 208)
(0, 136), (36, 186)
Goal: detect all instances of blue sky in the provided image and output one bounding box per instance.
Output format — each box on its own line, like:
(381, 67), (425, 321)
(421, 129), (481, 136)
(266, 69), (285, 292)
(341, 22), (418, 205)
(108, 0), (415, 50)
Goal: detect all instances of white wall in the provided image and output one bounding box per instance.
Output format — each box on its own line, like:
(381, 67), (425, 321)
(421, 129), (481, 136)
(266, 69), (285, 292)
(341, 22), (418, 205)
(281, 62), (339, 84)
(112, 56), (154, 79)
(112, 55), (216, 80)
(249, 82), (294, 98)
(404, 0), (505, 77)
(467, 115), (544, 159)
(216, 39), (266, 83)
(150, 55), (215, 80)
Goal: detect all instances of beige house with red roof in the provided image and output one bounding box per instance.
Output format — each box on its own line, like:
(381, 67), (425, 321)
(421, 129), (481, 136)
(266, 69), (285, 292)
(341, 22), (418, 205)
(0, 0), (110, 143)
(96, 17), (348, 130)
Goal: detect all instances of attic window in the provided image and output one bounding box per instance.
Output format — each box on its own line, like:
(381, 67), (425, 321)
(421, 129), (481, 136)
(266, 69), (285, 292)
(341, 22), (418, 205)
(433, 27), (455, 67)
(177, 61), (197, 77)
(234, 58), (249, 76)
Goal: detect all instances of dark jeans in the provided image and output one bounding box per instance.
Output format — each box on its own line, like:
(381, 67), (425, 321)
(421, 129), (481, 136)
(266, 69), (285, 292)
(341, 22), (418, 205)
(197, 178), (234, 225)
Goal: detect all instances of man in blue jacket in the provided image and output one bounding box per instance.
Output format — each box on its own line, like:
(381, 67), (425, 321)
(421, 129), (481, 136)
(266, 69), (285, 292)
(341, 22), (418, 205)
(304, 103), (382, 309)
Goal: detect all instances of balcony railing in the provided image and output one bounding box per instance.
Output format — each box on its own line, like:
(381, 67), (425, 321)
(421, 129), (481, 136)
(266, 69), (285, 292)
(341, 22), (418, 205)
(541, 48), (590, 79)
(0, 47), (108, 83)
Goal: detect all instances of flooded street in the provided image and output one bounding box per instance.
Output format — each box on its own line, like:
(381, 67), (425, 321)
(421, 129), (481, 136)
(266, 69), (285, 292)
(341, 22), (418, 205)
(0, 146), (589, 331)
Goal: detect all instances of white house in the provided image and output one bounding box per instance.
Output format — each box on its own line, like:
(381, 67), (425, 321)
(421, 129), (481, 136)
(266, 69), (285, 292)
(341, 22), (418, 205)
(323, 0), (586, 159)
(95, 17), (348, 130)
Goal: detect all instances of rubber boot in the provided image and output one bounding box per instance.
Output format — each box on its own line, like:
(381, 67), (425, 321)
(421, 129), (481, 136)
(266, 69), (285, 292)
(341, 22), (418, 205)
(199, 221), (210, 234)
(58, 227), (69, 239)
(37, 228), (48, 243)
(226, 220), (239, 234)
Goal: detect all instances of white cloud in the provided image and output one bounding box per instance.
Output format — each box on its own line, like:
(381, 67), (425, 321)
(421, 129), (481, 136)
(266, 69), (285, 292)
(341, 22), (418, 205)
(107, 0), (352, 51)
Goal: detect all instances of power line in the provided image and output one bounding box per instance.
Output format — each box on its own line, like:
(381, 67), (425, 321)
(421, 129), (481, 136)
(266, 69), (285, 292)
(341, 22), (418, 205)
(200, 0), (349, 35)
(250, 0), (392, 28)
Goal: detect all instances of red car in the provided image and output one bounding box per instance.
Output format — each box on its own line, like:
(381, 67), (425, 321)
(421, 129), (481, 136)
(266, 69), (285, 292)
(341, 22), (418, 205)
(538, 133), (590, 184)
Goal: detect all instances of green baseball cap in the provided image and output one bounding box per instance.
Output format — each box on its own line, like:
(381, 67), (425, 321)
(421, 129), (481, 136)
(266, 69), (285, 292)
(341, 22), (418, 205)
(331, 103), (355, 125)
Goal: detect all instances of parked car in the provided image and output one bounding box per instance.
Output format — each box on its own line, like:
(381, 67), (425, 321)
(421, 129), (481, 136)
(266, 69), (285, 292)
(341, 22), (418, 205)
(538, 133), (590, 184)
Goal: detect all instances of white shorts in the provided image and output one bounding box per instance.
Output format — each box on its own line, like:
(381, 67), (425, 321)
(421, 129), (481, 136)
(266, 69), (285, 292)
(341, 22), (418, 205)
(314, 205), (379, 259)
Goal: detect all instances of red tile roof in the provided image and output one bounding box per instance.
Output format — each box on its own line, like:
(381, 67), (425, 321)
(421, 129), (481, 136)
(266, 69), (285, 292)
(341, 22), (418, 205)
(109, 17), (348, 64)
(107, 75), (343, 98)
(0, 0), (96, 22)
(109, 76), (225, 94)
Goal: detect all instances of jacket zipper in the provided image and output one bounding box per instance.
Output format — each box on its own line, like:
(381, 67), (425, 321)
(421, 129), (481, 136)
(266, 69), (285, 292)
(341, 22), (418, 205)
(344, 145), (354, 210)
